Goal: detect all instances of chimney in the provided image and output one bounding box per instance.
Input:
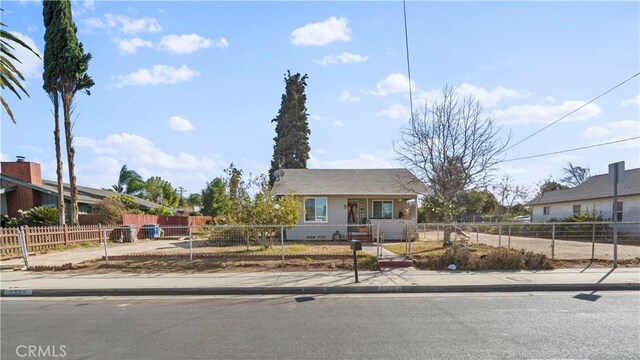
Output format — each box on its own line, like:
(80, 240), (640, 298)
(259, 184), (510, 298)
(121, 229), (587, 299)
(0, 158), (43, 185)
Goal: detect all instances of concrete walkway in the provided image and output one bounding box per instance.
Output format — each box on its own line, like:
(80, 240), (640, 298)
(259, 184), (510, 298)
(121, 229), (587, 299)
(1, 268), (638, 296)
(0, 240), (182, 267)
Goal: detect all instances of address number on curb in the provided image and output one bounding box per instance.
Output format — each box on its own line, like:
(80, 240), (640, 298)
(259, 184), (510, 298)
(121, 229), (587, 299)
(2, 289), (33, 296)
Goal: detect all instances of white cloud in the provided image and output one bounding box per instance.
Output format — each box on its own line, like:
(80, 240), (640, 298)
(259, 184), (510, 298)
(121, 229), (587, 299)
(75, 133), (227, 193)
(113, 65), (199, 87)
(332, 120), (346, 128)
(314, 52), (368, 65)
(0, 153), (10, 161)
(376, 103), (411, 120)
(582, 120), (640, 148)
(491, 101), (602, 125)
(309, 115), (324, 122)
(84, 0), (95, 10)
(7, 32), (42, 79)
(158, 34), (228, 54)
(621, 95), (640, 107)
(290, 16), (351, 46)
(115, 37), (153, 54)
(308, 152), (395, 169)
(168, 116), (195, 131)
(370, 73), (416, 97)
(415, 83), (529, 108)
(340, 90), (360, 103)
(83, 14), (161, 34)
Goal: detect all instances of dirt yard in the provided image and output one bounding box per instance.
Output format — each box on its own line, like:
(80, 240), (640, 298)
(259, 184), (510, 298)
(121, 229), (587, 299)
(417, 231), (640, 260)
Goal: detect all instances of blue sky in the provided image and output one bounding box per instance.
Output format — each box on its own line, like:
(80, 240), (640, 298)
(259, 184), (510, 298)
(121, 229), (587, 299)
(2, 0), (639, 196)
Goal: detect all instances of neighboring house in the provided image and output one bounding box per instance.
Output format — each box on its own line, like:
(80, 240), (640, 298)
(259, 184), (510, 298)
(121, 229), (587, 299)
(526, 168), (640, 223)
(0, 159), (163, 219)
(271, 168), (428, 241)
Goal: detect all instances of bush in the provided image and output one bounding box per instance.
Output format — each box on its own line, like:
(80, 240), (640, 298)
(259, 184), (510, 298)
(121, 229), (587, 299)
(479, 247), (524, 270)
(92, 198), (126, 225)
(147, 206), (173, 216)
(523, 250), (553, 270)
(18, 206), (59, 226)
(434, 243), (475, 270)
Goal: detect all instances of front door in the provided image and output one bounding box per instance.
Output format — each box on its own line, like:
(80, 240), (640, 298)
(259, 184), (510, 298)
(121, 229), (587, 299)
(347, 200), (359, 233)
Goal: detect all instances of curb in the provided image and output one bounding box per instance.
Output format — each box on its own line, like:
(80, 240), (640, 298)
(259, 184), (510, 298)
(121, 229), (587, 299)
(2, 282), (638, 297)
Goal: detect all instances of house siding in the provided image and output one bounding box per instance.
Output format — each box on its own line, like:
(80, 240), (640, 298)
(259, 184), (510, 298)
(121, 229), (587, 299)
(286, 195), (417, 241)
(531, 195), (640, 222)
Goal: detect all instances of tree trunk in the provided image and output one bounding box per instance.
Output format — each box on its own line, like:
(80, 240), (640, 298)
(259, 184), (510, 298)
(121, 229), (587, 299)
(53, 93), (65, 225)
(62, 93), (78, 225)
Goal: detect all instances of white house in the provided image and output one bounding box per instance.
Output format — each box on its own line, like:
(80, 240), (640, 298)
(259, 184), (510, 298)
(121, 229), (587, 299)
(271, 168), (428, 241)
(526, 168), (640, 222)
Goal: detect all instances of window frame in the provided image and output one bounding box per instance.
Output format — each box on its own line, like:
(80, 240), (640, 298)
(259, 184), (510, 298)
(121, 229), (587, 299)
(614, 201), (623, 222)
(303, 197), (328, 223)
(572, 204), (581, 216)
(371, 200), (393, 220)
(543, 206), (550, 215)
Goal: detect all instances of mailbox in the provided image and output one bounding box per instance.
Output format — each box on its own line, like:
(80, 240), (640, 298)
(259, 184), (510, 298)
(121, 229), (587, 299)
(350, 240), (362, 251)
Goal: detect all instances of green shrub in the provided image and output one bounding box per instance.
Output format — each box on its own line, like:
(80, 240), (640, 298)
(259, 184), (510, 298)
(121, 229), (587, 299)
(92, 198), (126, 225)
(147, 206), (173, 216)
(18, 206), (59, 226)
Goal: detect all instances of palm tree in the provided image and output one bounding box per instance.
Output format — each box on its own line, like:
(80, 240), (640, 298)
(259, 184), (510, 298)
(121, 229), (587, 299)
(112, 165), (145, 195)
(1, 17), (40, 123)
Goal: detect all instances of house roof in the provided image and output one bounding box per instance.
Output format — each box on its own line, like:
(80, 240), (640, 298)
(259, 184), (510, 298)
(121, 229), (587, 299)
(271, 168), (429, 196)
(525, 168), (640, 206)
(0, 174), (162, 209)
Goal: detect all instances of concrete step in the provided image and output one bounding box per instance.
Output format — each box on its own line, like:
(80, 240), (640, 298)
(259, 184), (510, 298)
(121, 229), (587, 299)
(378, 258), (413, 269)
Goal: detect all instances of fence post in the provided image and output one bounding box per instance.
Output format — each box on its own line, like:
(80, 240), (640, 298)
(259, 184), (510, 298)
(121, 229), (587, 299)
(101, 226), (109, 264)
(508, 224), (511, 249)
(280, 226), (285, 265)
(551, 223), (556, 259)
(63, 224), (68, 245)
(476, 224), (479, 244)
(498, 224), (502, 247)
(18, 226), (29, 268)
(376, 224), (381, 257)
(436, 223), (440, 242)
(189, 226), (193, 263)
(23, 225), (30, 252)
(591, 223), (595, 261)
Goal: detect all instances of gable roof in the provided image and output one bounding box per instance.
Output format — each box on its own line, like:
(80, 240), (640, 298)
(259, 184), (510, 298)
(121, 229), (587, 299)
(0, 174), (162, 210)
(271, 168), (429, 196)
(526, 168), (640, 206)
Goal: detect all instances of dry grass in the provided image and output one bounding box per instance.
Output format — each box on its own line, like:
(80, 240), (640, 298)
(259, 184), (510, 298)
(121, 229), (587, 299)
(50, 254), (378, 274)
(384, 241), (494, 258)
(146, 243), (353, 256)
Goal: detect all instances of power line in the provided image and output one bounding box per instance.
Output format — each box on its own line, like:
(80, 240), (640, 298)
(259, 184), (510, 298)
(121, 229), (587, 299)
(501, 136), (639, 163)
(402, 0), (414, 113)
(504, 72), (640, 153)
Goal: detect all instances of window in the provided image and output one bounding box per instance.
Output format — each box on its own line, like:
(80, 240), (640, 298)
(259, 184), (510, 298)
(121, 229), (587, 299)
(304, 197), (327, 222)
(573, 205), (581, 216)
(372, 200), (393, 219)
(543, 206), (550, 215)
(614, 201), (623, 222)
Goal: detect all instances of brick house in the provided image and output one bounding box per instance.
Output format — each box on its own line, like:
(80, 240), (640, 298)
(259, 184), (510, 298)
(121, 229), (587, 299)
(1, 159), (162, 219)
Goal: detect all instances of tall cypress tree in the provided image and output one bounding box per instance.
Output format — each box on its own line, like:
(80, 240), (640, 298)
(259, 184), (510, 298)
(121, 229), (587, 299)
(269, 71), (310, 185)
(42, 0), (94, 224)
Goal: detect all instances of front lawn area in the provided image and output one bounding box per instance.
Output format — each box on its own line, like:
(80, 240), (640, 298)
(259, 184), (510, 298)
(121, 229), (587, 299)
(147, 243), (354, 256)
(384, 241), (494, 258)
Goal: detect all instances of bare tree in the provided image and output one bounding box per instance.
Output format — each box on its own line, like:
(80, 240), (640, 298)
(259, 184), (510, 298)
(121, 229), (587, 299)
(396, 86), (509, 243)
(560, 162), (591, 187)
(492, 174), (530, 212)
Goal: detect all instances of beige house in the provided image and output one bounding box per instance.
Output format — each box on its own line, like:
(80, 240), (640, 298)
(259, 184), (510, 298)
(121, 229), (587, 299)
(271, 168), (428, 241)
(526, 168), (640, 223)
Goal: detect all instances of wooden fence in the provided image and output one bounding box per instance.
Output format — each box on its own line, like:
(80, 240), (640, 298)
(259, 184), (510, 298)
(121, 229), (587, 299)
(0, 225), (103, 258)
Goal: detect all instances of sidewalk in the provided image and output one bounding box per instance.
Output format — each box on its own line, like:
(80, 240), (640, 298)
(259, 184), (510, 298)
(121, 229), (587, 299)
(2, 267), (638, 296)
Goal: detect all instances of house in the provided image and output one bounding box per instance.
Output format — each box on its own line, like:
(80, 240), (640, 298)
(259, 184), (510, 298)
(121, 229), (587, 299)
(526, 168), (640, 222)
(271, 168), (428, 241)
(1, 159), (162, 219)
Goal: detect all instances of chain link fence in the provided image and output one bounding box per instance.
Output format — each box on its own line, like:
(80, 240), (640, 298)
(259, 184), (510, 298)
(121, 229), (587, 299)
(416, 222), (640, 260)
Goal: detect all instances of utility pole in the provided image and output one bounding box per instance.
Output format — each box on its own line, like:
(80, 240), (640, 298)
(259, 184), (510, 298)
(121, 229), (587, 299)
(177, 187), (185, 207)
(608, 161), (625, 268)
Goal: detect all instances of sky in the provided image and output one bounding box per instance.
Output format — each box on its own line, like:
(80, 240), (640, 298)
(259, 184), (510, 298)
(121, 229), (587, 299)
(1, 0), (639, 198)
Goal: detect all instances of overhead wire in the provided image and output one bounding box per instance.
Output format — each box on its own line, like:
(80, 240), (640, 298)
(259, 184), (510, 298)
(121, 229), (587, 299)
(402, 0), (414, 113)
(503, 72), (640, 153)
(501, 136), (639, 163)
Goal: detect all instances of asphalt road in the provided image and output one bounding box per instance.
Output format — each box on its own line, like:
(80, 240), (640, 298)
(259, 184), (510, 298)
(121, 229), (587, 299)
(2, 292), (639, 359)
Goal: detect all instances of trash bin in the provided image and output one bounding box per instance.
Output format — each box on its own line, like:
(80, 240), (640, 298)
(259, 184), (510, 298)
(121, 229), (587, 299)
(111, 224), (137, 242)
(141, 224), (161, 239)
